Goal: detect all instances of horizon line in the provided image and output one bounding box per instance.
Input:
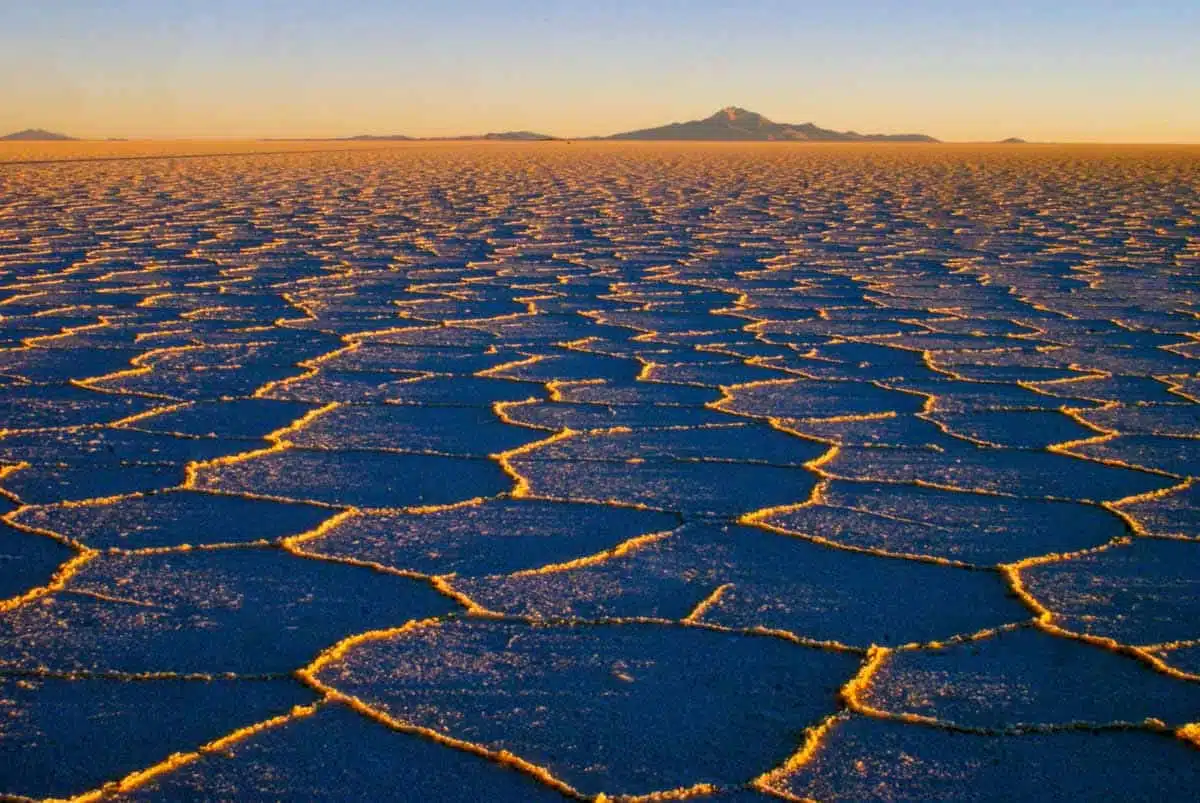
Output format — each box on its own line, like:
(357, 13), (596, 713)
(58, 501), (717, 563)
(6, 104), (1199, 145)
(6, 135), (1200, 146)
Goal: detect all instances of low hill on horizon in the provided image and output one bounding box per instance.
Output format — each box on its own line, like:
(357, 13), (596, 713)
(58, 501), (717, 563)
(338, 131), (557, 142)
(603, 107), (939, 142)
(340, 133), (414, 141)
(1, 128), (77, 141)
(479, 131), (557, 141)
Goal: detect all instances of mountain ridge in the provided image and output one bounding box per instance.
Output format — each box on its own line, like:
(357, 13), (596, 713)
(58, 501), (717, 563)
(335, 131), (556, 142)
(603, 107), (939, 142)
(0, 128), (77, 141)
(4, 109), (947, 143)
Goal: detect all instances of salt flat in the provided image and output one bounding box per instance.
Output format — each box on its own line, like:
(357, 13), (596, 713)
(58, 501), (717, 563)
(0, 142), (1197, 800)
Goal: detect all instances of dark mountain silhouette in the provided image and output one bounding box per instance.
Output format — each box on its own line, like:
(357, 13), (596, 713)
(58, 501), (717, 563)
(998, 137), (1028, 144)
(604, 107), (938, 142)
(67, 108), (947, 144)
(1, 128), (76, 141)
(340, 134), (414, 141)
(339, 131), (555, 142)
(479, 131), (556, 141)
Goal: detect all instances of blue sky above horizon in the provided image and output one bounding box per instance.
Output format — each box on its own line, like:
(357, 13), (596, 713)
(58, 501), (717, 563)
(2, 0), (1198, 141)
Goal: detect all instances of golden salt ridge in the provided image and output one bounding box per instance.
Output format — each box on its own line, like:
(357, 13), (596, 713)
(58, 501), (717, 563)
(0, 142), (1197, 800)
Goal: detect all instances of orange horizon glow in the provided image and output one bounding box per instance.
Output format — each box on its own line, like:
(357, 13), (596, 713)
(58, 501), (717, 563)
(2, 2), (1197, 144)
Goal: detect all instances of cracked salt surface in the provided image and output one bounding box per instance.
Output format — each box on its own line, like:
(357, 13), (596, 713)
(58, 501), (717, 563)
(0, 141), (1197, 800)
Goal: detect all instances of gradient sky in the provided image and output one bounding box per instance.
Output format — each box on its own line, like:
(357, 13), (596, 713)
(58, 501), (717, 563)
(2, 0), (1198, 142)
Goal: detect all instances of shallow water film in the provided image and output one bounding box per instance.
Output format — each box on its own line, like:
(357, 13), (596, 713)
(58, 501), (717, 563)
(1, 142), (1198, 801)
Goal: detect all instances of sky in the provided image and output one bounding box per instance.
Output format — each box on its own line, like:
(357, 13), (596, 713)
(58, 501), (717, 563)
(2, 0), (1198, 142)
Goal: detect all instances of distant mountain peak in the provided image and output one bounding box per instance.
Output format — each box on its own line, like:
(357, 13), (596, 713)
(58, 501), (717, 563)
(606, 107), (938, 143)
(709, 106), (771, 126)
(716, 106), (754, 120)
(0, 128), (76, 141)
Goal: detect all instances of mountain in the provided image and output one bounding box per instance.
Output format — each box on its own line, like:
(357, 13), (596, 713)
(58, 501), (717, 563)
(997, 137), (1028, 144)
(479, 131), (556, 141)
(341, 134), (414, 141)
(605, 107), (938, 142)
(0, 128), (76, 141)
(338, 131), (554, 142)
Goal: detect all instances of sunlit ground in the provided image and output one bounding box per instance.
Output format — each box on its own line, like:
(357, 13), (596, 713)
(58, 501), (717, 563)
(0, 142), (1198, 801)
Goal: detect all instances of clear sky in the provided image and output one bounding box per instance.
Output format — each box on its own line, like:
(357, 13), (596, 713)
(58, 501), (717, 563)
(2, 0), (1198, 142)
